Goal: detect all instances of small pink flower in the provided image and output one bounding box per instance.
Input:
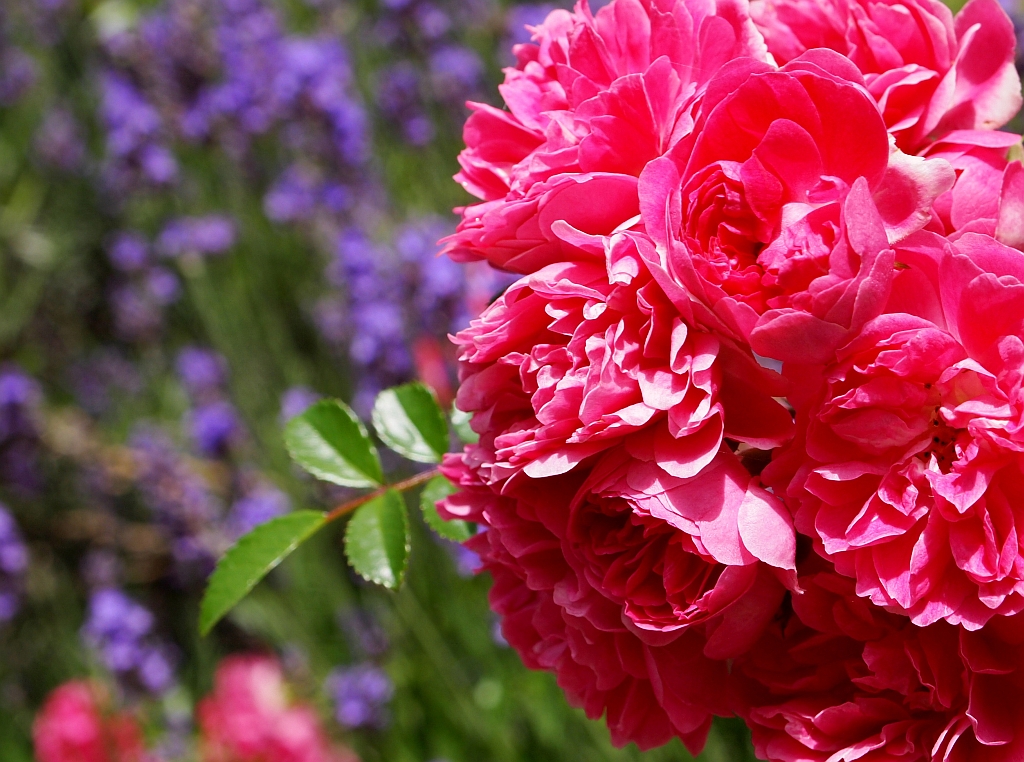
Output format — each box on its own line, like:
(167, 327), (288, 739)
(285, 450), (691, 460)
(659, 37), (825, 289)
(198, 655), (357, 762)
(33, 681), (149, 762)
(750, 0), (1022, 151)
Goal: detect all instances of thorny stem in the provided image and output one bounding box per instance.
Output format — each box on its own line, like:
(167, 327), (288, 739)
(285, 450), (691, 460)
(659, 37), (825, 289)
(324, 468), (441, 523)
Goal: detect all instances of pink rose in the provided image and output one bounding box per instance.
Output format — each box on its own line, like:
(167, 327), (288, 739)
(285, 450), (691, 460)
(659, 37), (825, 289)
(452, 258), (792, 485)
(440, 458), (734, 752)
(198, 655), (358, 762)
(640, 50), (953, 363)
(34, 682), (149, 762)
(567, 442), (796, 653)
(924, 129), (1024, 248)
(739, 564), (1024, 761)
(750, 0), (1023, 151)
(445, 0), (772, 272)
(765, 234), (1024, 629)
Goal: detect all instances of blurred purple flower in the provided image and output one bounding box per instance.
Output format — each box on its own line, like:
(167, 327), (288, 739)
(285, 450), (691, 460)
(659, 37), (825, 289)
(187, 400), (242, 458)
(443, 539), (481, 578)
(264, 165), (321, 223)
(402, 114), (435, 146)
(109, 283), (164, 342)
(413, 3), (453, 40)
(327, 664), (393, 729)
(35, 107), (86, 172)
(175, 347), (228, 402)
(106, 232), (150, 273)
(100, 72), (178, 186)
(157, 215), (236, 258)
(81, 588), (177, 695)
(130, 426), (223, 582)
(146, 267), (181, 305)
(0, 504), (28, 623)
(428, 45), (483, 101)
(68, 351), (142, 415)
(0, 49), (38, 106)
(0, 367), (41, 442)
(227, 483), (289, 538)
(279, 386), (320, 422)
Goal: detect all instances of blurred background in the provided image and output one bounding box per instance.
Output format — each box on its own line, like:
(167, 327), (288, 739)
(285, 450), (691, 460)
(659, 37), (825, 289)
(0, 0), (1018, 760)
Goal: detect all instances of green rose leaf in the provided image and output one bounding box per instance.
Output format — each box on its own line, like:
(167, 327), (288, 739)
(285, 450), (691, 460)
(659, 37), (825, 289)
(344, 490), (410, 589)
(450, 404), (478, 445)
(199, 510), (327, 636)
(285, 399), (383, 487)
(420, 474), (473, 542)
(371, 383), (449, 464)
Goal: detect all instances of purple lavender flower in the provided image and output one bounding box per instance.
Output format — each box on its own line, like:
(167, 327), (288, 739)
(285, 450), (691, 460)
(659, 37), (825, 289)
(402, 114), (435, 145)
(0, 367), (41, 442)
(0, 504), (27, 623)
(130, 426), (223, 582)
(68, 351), (142, 415)
(100, 72), (178, 186)
(146, 267), (181, 305)
(157, 215), (236, 258)
(175, 347), (228, 402)
(81, 588), (177, 695)
(109, 283), (164, 342)
(227, 483), (289, 538)
(396, 216), (471, 333)
(376, 62), (420, 113)
(428, 45), (484, 102)
(264, 165), (322, 223)
(0, 49), (38, 106)
(327, 664), (394, 729)
(187, 400), (242, 458)
(34, 107), (86, 172)
(279, 386), (320, 422)
(443, 540), (481, 578)
(81, 550), (121, 590)
(413, 3), (453, 40)
(106, 232), (151, 272)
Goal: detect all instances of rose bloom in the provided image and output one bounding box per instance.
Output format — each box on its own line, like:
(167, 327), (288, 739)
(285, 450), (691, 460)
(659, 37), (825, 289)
(444, 0), (772, 272)
(766, 233), (1024, 630)
(639, 48), (954, 365)
(452, 254), (793, 486)
(568, 441), (796, 648)
(923, 129), (1024, 248)
(198, 655), (358, 762)
(750, 0), (1022, 152)
(738, 562), (1024, 761)
(34, 681), (149, 762)
(440, 453), (794, 752)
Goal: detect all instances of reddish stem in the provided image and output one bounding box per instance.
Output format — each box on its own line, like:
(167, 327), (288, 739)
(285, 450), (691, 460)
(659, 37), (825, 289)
(325, 468), (441, 523)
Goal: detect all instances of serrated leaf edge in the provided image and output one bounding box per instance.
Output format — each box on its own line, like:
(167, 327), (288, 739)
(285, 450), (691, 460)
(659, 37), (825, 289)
(343, 491), (410, 589)
(199, 511), (327, 635)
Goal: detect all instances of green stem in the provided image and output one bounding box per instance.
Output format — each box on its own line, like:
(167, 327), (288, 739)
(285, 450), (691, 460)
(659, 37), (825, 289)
(325, 467), (440, 523)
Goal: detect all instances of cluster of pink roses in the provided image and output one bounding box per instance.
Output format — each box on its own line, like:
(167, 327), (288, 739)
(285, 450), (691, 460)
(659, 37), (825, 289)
(438, 0), (1024, 759)
(34, 657), (357, 762)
